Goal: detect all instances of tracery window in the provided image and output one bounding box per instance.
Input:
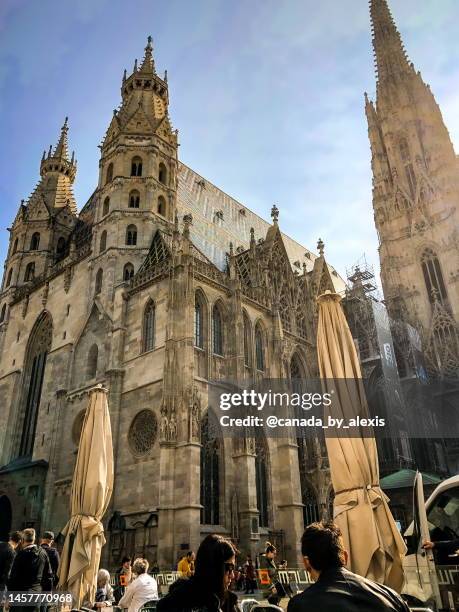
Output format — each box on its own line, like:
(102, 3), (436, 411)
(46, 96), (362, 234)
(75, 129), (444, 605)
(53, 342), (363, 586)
(421, 248), (447, 304)
(243, 311), (252, 367)
(30, 233), (40, 251)
(95, 268), (103, 295)
(157, 195), (166, 216)
(106, 163), (113, 184)
(399, 139), (416, 199)
(158, 163), (168, 185)
(129, 190), (140, 208)
(24, 262), (35, 282)
(126, 225), (137, 246)
(212, 304), (223, 356)
(131, 156), (142, 177)
(18, 312), (52, 458)
(103, 197), (110, 216)
(200, 412), (220, 525)
(56, 236), (67, 259)
(195, 295), (204, 349)
(143, 300), (155, 352)
(255, 437), (269, 527)
(128, 410), (157, 456)
(5, 268), (13, 288)
(123, 263), (134, 282)
(99, 231), (107, 253)
(87, 344), (98, 379)
(255, 323), (265, 371)
(12, 238), (18, 255)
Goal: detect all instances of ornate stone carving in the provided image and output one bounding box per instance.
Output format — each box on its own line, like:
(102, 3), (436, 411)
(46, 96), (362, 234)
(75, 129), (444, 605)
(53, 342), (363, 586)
(128, 409), (158, 455)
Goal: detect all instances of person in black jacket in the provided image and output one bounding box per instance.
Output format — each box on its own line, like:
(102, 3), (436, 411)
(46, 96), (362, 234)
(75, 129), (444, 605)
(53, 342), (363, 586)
(287, 521), (410, 612)
(157, 534), (239, 612)
(0, 531), (22, 591)
(7, 528), (53, 612)
(39, 531), (60, 588)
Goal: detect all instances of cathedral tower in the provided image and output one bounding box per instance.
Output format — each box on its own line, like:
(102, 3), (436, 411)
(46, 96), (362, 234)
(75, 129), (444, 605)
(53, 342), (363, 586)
(366, 0), (459, 376)
(1, 118), (78, 300)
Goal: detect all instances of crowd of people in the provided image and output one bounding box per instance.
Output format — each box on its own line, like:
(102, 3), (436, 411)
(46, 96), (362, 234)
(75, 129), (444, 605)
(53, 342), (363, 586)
(0, 522), (415, 612)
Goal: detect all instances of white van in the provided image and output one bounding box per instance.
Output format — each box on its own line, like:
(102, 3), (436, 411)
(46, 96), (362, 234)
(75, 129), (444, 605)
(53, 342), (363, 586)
(403, 474), (459, 611)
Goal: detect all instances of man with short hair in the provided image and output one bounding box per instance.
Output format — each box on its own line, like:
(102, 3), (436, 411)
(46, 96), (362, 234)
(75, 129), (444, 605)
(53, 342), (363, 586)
(287, 521), (410, 612)
(7, 528), (53, 612)
(39, 531), (60, 588)
(0, 531), (22, 591)
(177, 551), (194, 577)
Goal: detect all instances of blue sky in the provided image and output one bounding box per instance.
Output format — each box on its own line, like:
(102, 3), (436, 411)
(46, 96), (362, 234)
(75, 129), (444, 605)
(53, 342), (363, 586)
(1, 0), (459, 286)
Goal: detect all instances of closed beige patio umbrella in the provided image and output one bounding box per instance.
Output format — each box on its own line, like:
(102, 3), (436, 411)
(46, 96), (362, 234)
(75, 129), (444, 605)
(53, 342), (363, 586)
(316, 291), (406, 592)
(58, 386), (114, 607)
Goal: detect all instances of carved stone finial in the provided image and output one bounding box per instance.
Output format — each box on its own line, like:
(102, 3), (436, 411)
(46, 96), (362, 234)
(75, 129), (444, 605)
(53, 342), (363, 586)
(271, 204), (279, 224)
(134, 58), (138, 72)
(317, 238), (325, 256)
(229, 242), (234, 257)
(123, 68), (127, 82)
(250, 227), (256, 249)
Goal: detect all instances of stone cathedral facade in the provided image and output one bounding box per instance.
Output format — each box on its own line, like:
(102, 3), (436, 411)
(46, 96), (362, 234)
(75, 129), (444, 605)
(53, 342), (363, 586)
(366, 0), (459, 378)
(0, 0), (457, 569)
(0, 37), (345, 566)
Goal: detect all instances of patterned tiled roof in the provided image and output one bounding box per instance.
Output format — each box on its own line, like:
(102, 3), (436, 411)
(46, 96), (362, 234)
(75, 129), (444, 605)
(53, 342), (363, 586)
(176, 163), (346, 292)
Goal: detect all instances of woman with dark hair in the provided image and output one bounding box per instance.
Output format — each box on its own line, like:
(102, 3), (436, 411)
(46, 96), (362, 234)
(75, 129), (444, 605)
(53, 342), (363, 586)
(157, 534), (239, 612)
(259, 542), (284, 606)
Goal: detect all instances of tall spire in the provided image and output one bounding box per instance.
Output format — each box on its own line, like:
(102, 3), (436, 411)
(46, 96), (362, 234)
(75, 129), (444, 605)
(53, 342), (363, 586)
(53, 116), (70, 160)
(40, 118), (77, 183)
(370, 0), (412, 85)
(139, 35), (155, 74)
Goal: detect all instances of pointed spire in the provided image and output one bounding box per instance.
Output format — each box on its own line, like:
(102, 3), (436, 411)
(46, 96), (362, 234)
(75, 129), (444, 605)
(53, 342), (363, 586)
(53, 117), (70, 160)
(139, 35), (155, 74)
(271, 204), (279, 224)
(370, 0), (412, 85)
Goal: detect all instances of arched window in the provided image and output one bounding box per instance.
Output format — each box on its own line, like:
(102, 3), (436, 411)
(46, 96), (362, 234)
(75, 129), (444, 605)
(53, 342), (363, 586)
(95, 268), (103, 295)
(255, 437), (269, 527)
(243, 311), (252, 367)
(131, 156), (142, 177)
(99, 231), (107, 253)
(30, 233), (40, 251)
(103, 197), (110, 216)
(300, 479), (320, 527)
(126, 225), (137, 246)
(87, 344), (98, 379)
(143, 300), (155, 352)
(399, 138), (416, 199)
(24, 262), (35, 282)
(255, 323), (265, 371)
(195, 294), (204, 349)
(157, 195), (166, 216)
(129, 189), (140, 208)
(158, 163), (168, 185)
(18, 312), (52, 458)
(421, 248), (447, 304)
(0, 304), (6, 323)
(212, 304), (223, 356)
(123, 262), (134, 282)
(5, 268), (13, 288)
(12, 238), (18, 255)
(200, 412), (220, 525)
(105, 162), (114, 184)
(56, 236), (67, 259)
